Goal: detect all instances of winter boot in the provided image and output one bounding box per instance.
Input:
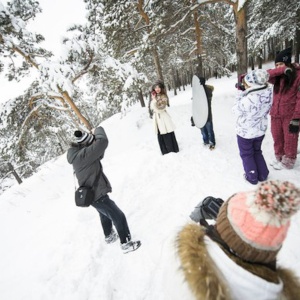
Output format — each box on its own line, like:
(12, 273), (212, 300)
(243, 173), (258, 185)
(121, 240), (141, 254)
(272, 161), (284, 170)
(281, 156), (296, 169)
(105, 228), (119, 244)
(270, 156), (283, 170)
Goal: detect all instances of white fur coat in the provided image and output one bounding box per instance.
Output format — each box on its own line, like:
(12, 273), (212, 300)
(150, 94), (176, 135)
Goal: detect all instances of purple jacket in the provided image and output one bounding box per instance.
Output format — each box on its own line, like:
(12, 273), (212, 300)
(267, 64), (300, 119)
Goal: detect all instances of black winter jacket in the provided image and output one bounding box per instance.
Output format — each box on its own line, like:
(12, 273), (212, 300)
(67, 126), (112, 201)
(204, 85), (213, 122)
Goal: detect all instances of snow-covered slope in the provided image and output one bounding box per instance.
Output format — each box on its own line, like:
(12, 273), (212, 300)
(0, 73), (299, 300)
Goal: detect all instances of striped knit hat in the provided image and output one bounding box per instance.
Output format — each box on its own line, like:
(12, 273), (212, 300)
(74, 130), (94, 145)
(216, 181), (300, 263)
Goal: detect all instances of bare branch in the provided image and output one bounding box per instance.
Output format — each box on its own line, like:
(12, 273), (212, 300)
(18, 104), (42, 143)
(72, 51), (94, 84)
(12, 46), (39, 69)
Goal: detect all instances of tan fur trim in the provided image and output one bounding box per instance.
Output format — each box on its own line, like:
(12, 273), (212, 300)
(176, 223), (230, 300)
(278, 268), (300, 300)
(177, 224), (300, 300)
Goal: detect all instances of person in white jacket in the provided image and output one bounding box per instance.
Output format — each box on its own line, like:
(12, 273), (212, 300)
(149, 80), (179, 155)
(232, 69), (272, 184)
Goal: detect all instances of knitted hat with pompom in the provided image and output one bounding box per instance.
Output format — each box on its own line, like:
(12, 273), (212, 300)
(215, 180), (300, 264)
(74, 130), (94, 145)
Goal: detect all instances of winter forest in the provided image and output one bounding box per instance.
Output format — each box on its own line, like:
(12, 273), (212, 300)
(0, 0), (300, 193)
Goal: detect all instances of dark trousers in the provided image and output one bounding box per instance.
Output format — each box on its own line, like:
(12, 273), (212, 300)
(91, 195), (131, 244)
(237, 135), (269, 184)
(200, 120), (215, 145)
(157, 131), (179, 155)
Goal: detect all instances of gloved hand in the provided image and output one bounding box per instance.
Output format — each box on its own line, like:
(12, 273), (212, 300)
(284, 67), (293, 78)
(289, 119), (300, 133)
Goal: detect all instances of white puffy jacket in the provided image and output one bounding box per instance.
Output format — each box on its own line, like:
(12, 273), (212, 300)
(232, 85), (273, 138)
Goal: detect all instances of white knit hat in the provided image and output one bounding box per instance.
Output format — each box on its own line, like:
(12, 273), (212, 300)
(244, 69), (269, 87)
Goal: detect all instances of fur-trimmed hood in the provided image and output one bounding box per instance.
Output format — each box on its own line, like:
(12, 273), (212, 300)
(176, 223), (300, 300)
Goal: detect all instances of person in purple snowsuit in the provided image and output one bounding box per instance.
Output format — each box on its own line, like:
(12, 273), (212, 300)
(267, 47), (300, 169)
(232, 69), (272, 185)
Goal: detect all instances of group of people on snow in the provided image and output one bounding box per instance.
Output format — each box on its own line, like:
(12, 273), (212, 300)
(148, 47), (300, 299)
(177, 47), (300, 299)
(149, 76), (216, 154)
(233, 47), (300, 185)
(148, 47), (300, 185)
(66, 47), (300, 298)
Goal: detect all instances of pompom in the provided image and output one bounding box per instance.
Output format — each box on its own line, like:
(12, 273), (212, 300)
(74, 130), (83, 138)
(255, 181), (300, 220)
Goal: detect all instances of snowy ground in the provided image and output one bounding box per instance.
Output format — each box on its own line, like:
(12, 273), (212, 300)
(0, 71), (300, 300)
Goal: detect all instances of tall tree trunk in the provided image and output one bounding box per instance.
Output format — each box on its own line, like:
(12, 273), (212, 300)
(258, 48), (263, 69)
(138, 89), (145, 107)
(295, 7), (300, 63)
(137, 0), (164, 81)
(152, 46), (164, 80)
(176, 69), (181, 91)
(250, 56), (254, 70)
(7, 162), (22, 184)
(193, 4), (203, 76)
(172, 66), (177, 96)
(233, 3), (248, 78)
(57, 87), (92, 131)
(269, 38), (275, 60)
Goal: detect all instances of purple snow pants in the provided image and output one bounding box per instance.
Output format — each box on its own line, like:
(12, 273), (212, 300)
(237, 135), (269, 185)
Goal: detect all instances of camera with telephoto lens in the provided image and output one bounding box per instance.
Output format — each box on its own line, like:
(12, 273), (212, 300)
(190, 196), (224, 223)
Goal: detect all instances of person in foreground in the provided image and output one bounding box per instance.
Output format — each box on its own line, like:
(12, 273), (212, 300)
(267, 47), (300, 170)
(67, 127), (141, 254)
(177, 180), (300, 300)
(149, 80), (179, 155)
(232, 69), (272, 184)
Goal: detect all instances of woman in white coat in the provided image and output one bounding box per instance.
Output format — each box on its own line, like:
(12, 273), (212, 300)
(150, 81), (179, 155)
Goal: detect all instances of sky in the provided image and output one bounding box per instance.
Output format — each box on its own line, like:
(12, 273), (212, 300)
(26, 0), (86, 55)
(1, 72), (300, 300)
(1, 0), (86, 103)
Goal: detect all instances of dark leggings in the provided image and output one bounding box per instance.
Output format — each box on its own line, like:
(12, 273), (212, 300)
(91, 195), (131, 244)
